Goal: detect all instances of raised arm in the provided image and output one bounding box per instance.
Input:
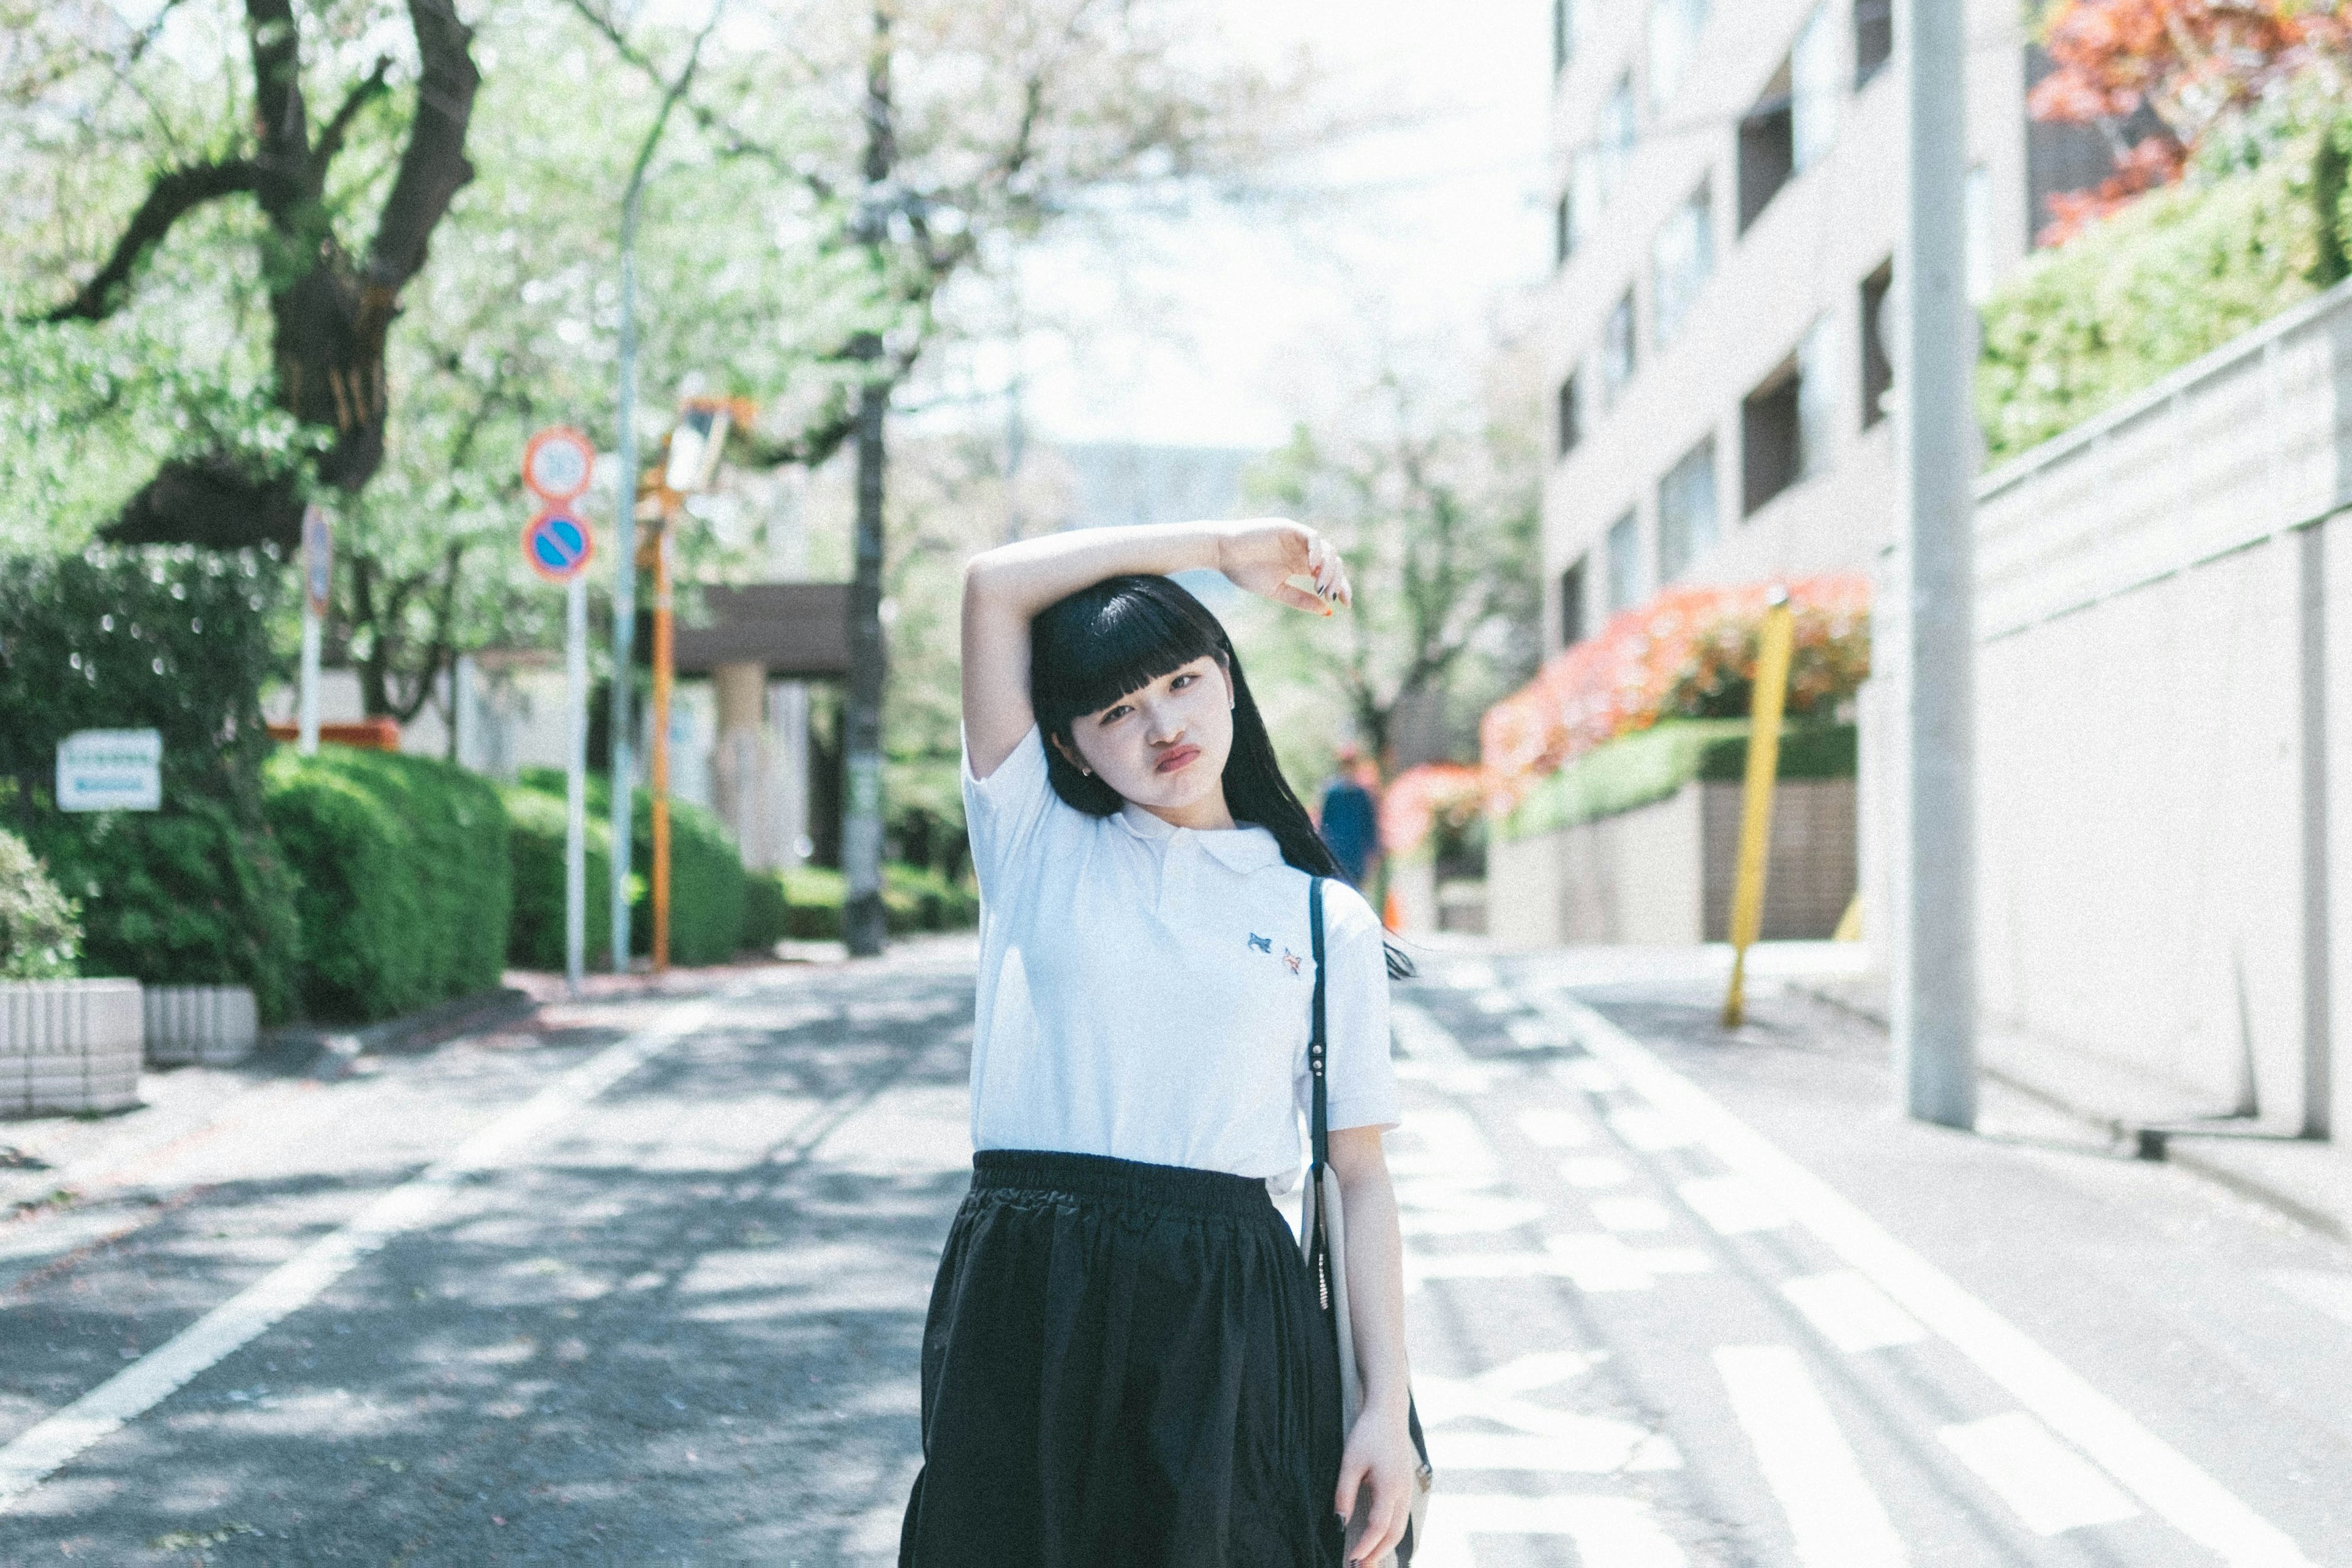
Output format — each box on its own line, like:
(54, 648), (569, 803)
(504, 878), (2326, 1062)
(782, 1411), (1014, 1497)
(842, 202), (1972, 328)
(960, 518), (1349, 779)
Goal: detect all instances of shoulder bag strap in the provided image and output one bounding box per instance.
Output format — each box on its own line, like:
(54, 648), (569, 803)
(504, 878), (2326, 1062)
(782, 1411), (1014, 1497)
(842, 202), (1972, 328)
(1309, 874), (1330, 1172)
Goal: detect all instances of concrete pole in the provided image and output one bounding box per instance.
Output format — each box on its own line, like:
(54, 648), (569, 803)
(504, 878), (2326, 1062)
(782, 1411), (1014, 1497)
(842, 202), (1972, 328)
(610, 190), (641, 973)
(565, 574), (588, 996)
(1893, 0), (1978, 1129)
(297, 608), (321, 756)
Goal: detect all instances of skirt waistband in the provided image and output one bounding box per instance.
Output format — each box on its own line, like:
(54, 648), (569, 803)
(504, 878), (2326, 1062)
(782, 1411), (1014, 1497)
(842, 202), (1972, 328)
(971, 1150), (1274, 1217)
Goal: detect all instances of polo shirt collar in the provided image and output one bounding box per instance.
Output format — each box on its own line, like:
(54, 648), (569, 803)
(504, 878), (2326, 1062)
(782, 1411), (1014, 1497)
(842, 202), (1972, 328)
(1115, 799), (1284, 874)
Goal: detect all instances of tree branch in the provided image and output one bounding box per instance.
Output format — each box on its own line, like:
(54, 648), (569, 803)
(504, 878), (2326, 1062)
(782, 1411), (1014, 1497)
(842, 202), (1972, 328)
(361, 0), (480, 292)
(43, 160), (264, 322)
(244, 0), (311, 214)
(315, 54), (394, 173)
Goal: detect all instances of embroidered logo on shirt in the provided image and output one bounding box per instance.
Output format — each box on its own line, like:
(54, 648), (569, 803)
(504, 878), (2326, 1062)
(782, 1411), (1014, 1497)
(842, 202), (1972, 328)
(1248, 933), (1272, 954)
(1282, 949), (1303, 976)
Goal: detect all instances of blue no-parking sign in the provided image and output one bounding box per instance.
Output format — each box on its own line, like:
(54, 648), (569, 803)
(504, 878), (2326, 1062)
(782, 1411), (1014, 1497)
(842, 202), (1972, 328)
(523, 508), (595, 582)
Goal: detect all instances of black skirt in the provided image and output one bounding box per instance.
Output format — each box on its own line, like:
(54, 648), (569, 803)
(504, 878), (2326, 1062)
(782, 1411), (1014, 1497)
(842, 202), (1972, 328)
(900, 1150), (1346, 1568)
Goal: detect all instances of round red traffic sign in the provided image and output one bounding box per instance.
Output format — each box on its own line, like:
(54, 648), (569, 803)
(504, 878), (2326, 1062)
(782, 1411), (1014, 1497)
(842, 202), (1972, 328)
(522, 426), (596, 504)
(523, 508), (595, 582)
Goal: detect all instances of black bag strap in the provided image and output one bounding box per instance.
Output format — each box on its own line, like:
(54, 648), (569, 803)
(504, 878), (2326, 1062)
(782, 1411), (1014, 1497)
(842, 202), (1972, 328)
(1308, 875), (1330, 1172)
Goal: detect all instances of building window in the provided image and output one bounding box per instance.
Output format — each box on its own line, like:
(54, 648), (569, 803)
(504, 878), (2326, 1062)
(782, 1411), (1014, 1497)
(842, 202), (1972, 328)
(1555, 192), (1572, 268)
(1743, 321), (1833, 514)
(1569, 148), (1604, 252)
(1560, 557), (1589, 647)
(1860, 261), (1893, 429)
(1606, 510), (1642, 612)
(1854, 0), (1891, 87)
(1598, 74), (1638, 201)
(1657, 437), (1719, 581)
(1601, 290), (1637, 405)
(1792, 5), (1842, 173)
(1648, 0), (1711, 112)
(1651, 180), (1714, 349)
(1738, 7), (1841, 233)
(1554, 0), (1578, 77)
(1557, 369), (1585, 457)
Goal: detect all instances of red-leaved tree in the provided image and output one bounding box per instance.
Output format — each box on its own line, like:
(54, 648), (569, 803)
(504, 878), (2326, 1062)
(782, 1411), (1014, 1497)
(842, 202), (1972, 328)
(2030, 0), (2352, 241)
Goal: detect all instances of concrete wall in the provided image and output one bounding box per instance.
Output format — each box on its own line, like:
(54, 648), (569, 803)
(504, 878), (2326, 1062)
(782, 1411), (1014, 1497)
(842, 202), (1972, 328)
(1488, 779), (1856, 949)
(1951, 278), (2352, 1138)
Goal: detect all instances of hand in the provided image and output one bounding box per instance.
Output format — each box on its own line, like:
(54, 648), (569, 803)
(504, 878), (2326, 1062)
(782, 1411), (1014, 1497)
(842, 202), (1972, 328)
(1215, 519), (1352, 617)
(1334, 1403), (1420, 1566)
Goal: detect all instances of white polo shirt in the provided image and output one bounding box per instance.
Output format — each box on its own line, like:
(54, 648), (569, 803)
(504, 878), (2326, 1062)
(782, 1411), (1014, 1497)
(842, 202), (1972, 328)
(962, 725), (1401, 1191)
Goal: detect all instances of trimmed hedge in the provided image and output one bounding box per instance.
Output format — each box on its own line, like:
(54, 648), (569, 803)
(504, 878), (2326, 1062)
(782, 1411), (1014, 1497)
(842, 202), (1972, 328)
(739, 863), (978, 945)
(509, 770), (745, 967)
(0, 547), (301, 1016)
(265, 748), (512, 1023)
(1499, 720), (1855, 843)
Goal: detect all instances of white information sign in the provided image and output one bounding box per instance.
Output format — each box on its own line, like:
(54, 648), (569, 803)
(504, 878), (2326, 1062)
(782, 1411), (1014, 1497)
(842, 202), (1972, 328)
(56, 729), (162, 813)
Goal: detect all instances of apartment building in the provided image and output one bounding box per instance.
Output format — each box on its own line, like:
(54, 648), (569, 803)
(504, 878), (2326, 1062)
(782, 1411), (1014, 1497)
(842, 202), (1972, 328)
(1539, 0), (2097, 644)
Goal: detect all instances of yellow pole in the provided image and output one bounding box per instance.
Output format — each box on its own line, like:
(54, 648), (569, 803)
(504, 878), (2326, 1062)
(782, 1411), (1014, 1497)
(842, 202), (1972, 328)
(1723, 590), (1796, 1029)
(650, 513), (674, 972)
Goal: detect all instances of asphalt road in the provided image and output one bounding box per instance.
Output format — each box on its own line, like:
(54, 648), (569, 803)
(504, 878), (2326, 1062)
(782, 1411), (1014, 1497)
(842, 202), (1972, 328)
(2, 941), (2348, 1566)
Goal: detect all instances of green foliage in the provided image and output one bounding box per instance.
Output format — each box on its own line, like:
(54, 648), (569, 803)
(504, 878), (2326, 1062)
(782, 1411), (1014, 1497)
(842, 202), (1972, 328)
(31, 799), (302, 1018)
(0, 547), (302, 1014)
(741, 861), (978, 944)
(1498, 720), (1856, 843)
(263, 749), (512, 1023)
(1978, 144), (2331, 465)
(501, 783), (615, 971)
(511, 770), (746, 967)
(0, 825), (80, 980)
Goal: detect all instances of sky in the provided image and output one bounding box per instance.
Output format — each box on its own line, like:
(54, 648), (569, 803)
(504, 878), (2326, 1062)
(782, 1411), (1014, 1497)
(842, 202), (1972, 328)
(976, 0), (1556, 452)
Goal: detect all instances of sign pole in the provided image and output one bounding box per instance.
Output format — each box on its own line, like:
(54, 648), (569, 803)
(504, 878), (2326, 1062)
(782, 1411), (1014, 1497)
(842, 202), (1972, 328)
(1722, 590), (1796, 1030)
(299, 504), (331, 756)
(651, 519), (674, 971)
(565, 572), (589, 996)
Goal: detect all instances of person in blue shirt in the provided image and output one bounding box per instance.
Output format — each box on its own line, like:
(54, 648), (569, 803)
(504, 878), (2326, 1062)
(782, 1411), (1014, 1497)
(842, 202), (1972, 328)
(1318, 747), (1381, 891)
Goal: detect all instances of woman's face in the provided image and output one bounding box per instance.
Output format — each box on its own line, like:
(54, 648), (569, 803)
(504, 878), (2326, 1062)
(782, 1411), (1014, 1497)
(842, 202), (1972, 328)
(1059, 655), (1235, 817)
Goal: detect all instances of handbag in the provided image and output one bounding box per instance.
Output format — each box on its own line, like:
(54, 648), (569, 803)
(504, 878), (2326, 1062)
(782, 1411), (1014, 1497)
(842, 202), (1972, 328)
(1302, 876), (1434, 1567)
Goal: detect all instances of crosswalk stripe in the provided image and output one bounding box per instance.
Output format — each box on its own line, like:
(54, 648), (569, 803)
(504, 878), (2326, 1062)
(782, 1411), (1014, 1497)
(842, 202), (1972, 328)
(1591, 1196), (1674, 1233)
(1562, 1155), (1633, 1189)
(1543, 990), (2320, 1568)
(1679, 1174), (1793, 1235)
(1516, 1108), (1592, 1147)
(1415, 1494), (1689, 1567)
(1941, 1412), (2141, 1536)
(1714, 1345), (1910, 1567)
(1782, 1269), (1929, 1353)
(1606, 1105), (1698, 1152)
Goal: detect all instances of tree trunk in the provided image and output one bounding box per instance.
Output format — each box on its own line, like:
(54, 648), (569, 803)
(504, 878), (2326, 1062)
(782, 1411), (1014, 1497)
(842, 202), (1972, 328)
(842, 339), (891, 956)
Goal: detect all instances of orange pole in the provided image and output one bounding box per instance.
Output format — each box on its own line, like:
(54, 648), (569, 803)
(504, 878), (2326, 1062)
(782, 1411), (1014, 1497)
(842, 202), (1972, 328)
(651, 515), (674, 971)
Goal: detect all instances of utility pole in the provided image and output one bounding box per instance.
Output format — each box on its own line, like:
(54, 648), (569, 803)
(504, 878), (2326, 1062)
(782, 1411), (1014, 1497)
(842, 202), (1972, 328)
(1893, 0), (1978, 1129)
(841, 1), (897, 959)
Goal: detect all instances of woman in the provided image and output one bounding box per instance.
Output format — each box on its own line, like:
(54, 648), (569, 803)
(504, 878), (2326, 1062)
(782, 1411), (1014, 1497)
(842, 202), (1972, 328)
(899, 518), (1420, 1567)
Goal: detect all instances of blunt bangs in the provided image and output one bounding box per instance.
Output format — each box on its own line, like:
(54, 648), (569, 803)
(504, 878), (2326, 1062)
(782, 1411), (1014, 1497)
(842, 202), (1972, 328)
(1030, 575), (1228, 734)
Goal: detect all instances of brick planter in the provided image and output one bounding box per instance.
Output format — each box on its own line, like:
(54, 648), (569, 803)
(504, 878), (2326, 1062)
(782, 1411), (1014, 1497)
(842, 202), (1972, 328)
(143, 985), (258, 1066)
(1, 979), (143, 1116)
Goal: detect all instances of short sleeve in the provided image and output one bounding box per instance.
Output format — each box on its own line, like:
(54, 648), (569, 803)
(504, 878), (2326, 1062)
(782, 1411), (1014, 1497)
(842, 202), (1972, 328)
(962, 722), (1057, 902)
(1313, 881), (1401, 1134)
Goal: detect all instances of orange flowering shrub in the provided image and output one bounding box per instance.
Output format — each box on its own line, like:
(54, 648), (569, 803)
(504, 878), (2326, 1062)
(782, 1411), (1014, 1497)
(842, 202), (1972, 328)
(1476, 576), (1871, 819)
(1379, 763), (1484, 856)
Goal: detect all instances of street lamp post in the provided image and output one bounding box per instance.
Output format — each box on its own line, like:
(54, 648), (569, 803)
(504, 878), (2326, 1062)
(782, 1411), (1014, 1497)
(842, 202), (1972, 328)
(1894, 0), (1979, 1129)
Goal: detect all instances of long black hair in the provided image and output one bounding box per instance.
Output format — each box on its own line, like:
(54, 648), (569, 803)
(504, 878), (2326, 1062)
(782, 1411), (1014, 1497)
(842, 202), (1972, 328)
(1030, 573), (1412, 978)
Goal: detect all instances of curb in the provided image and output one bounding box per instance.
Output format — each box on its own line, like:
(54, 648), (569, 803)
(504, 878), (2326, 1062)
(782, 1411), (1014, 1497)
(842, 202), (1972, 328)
(264, 987), (538, 1081)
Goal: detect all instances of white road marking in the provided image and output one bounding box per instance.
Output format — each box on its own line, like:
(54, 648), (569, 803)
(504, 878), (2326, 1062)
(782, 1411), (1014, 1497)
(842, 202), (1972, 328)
(2267, 1268), (2352, 1330)
(1389, 1001), (1497, 1094)
(1390, 1103), (1501, 1180)
(1417, 1366), (1683, 1473)
(1540, 990), (2320, 1568)
(1443, 962), (1499, 991)
(1591, 1196), (1674, 1234)
(1517, 1108), (1592, 1147)
(0, 998), (718, 1514)
(1470, 1349), (1607, 1393)
(1563, 1155), (1633, 1189)
(1679, 1174), (1793, 1235)
(1409, 1234), (1711, 1292)
(1398, 1200), (1548, 1237)
(1506, 1016), (1564, 1049)
(1607, 1105), (1698, 1152)
(1782, 1269), (1929, 1353)
(1473, 989), (1519, 1016)
(1714, 1345), (1910, 1567)
(1941, 1411), (2142, 1536)
(1557, 1059), (1624, 1092)
(1416, 1494), (1689, 1567)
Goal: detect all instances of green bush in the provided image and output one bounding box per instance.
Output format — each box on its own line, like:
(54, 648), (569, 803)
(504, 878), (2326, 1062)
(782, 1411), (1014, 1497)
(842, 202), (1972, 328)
(0, 547), (301, 1014)
(742, 871), (790, 949)
(510, 771), (745, 967)
(0, 825), (80, 980)
(502, 783), (614, 971)
(1499, 720), (1856, 843)
(265, 748), (512, 1023)
(745, 862), (977, 944)
(1978, 145), (2331, 466)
